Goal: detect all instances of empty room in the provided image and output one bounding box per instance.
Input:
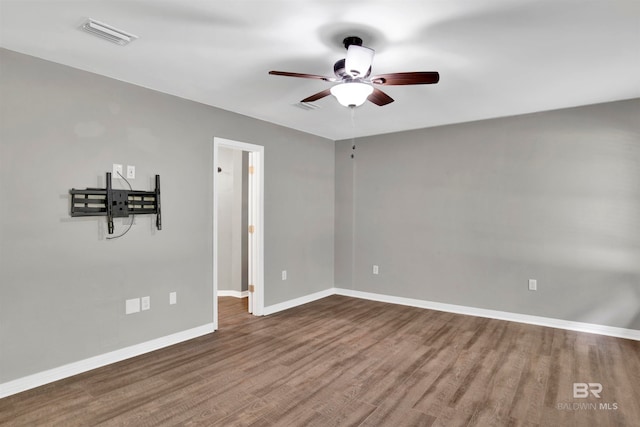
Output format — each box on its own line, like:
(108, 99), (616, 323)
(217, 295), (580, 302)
(1, 1), (639, 426)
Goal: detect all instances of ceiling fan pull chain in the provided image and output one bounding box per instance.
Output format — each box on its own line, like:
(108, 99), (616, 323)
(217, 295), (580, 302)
(351, 106), (357, 159)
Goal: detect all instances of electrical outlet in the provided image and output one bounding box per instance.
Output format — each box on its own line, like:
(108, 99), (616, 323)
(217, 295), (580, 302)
(125, 298), (140, 314)
(141, 296), (150, 311)
(528, 279), (537, 291)
(373, 265), (379, 275)
(169, 292), (177, 305)
(282, 270), (287, 280)
(113, 164), (123, 178)
(126, 165), (135, 179)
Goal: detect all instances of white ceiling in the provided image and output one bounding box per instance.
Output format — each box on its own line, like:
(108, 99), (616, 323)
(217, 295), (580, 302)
(1, 0), (639, 140)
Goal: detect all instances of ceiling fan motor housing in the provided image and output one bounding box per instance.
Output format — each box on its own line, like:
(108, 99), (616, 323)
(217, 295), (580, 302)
(334, 59), (371, 80)
(334, 58), (346, 78)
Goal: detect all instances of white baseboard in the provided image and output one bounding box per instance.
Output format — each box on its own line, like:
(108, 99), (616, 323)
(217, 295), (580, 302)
(259, 287), (639, 340)
(0, 323), (215, 399)
(218, 290), (249, 298)
(263, 288), (335, 316)
(333, 288), (640, 341)
(5, 287), (638, 399)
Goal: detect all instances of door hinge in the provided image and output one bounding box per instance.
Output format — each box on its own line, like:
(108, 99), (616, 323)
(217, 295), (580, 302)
(249, 284), (255, 293)
(249, 165), (255, 175)
(248, 225), (254, 234)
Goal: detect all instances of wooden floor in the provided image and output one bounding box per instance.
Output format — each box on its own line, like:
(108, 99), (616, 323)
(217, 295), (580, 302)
(1, 295), (639, 426)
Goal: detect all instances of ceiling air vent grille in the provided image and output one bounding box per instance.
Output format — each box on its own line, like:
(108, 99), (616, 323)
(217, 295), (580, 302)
(81, 19), (138, 46)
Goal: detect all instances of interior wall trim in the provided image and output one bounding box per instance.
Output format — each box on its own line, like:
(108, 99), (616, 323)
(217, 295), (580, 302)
(333, 288), (640, 341)
(0, 323), (215, 399)
(218, 290), (249, 298)
(262, 288), (335, 316)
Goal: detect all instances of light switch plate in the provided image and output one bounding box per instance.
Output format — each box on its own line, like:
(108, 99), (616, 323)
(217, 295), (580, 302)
(126, 165), (135, 179)
(528, 279), (537, 291)
(141, 296), (150, 311)
(169, 292), (177, 305)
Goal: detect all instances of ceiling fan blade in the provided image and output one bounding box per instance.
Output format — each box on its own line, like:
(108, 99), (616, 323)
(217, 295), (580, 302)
(301, 88), (332, 103)
(368, 88), (394, 106)
(370, 71), (439, 85)
(269, 71), (334, 82)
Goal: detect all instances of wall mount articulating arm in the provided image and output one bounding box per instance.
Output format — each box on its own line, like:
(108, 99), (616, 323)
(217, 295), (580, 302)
(69, 172), (161, 235)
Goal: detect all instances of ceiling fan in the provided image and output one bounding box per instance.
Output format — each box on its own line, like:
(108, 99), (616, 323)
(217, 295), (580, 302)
(269, 36), (439, 108)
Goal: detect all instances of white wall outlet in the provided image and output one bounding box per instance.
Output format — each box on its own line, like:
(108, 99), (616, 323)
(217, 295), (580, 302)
(141, 296), (150, 311)
(113, 164), (123, 178)
(282, 270), (287, 280)
(169, 292), (177, 305)
(125, 298), (140, 314)
(528, 279), (537, 291)
(373, 265), (379, 275)
(126, 165), (135, 179)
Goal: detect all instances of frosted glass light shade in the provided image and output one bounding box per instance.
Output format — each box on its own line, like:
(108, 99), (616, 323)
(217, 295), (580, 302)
(330, 82), (374, 107)
(345, 45), (374, 77)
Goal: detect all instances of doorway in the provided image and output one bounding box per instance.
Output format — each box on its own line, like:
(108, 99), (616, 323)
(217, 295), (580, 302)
(213, 137), (264, 330)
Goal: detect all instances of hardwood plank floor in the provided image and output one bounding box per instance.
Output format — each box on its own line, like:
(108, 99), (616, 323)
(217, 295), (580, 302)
(1, 295), (639, 426)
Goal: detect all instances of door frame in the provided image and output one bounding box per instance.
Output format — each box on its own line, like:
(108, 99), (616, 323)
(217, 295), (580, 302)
(213, 137), (265, 329)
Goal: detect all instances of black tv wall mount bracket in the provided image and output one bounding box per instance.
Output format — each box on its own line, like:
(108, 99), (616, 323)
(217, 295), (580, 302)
(70, 172), (161, 234)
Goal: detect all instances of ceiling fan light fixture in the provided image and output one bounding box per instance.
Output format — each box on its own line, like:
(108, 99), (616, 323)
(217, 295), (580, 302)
(269, 37), (438, 109)
(330, 82), (373, 107)
(345, 45), (374, 77)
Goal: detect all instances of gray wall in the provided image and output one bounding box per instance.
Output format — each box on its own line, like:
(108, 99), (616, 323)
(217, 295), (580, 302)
(336, 99), (640, 330)
(2, 45), (636, 388)
(0, 48), (334, 383)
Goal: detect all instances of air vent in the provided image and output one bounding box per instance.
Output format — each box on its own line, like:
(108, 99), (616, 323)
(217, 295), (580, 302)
(293, 102), (321, 111)
(80, 19), (138, 46)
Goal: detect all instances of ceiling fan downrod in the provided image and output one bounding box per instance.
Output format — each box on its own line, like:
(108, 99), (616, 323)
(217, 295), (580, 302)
(342, 36), (363, 49)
